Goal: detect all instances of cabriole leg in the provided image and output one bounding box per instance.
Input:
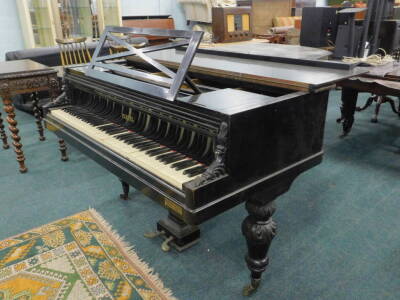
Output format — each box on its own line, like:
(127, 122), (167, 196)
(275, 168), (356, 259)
(242, 199), (277, 296)
(58, 139), (68, 161)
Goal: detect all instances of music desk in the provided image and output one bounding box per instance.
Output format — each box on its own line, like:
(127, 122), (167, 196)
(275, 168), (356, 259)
(337, 63), (400, 136)
(0, 59), (59, 173)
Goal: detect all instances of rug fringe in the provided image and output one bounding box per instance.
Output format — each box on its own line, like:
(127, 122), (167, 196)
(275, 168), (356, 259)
(88, 208), (178, 300)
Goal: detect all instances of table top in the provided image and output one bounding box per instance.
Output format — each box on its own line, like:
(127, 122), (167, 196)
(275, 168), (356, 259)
(0, 59), (56, 79)
(130, 49), (366, 92)
(353, 62), (400, 80)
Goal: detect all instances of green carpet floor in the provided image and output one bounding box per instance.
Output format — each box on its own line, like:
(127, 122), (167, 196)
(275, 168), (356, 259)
(0, 90), (399, 299)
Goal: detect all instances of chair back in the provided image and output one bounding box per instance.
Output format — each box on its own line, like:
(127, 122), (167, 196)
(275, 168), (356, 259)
(56, 37), (92, 66)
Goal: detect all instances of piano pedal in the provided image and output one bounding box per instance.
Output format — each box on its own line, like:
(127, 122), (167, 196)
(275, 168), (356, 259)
(144, 230), (166, 239)
(145, 215), (200, 252)
(161, 236), (174, 252)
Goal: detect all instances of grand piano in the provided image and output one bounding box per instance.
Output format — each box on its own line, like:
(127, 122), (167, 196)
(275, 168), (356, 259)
(44, 27), (362, 295)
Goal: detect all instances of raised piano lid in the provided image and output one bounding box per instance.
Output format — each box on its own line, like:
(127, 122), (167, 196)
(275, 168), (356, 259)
(127, 48), (368, 92)
(179, 88), (279, 116)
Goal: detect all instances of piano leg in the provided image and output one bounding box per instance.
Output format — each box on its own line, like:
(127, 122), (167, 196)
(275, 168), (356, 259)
(242, 199), (277, 296)
(120, 180), (130, 200)
(0, 111), (9, 149)
(338, 87), (359, 137)
(58, 139), (69, 161)
(32, 92), (45, 141)
(31, 92), (46, 141)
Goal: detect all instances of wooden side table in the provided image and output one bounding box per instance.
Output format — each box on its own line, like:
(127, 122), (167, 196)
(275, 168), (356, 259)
(0, 60), (59, 173)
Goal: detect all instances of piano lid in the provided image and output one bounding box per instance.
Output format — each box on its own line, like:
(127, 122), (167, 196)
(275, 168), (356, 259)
(85, 26), (204, 101)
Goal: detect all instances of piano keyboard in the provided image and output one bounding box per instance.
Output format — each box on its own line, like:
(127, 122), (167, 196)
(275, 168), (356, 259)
(50, 106), (211, 190)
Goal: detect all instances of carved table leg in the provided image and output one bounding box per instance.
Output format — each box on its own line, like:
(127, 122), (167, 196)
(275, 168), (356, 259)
(385, 96), (399, 115)
(242, 199), (277, 296)
(32, 92), (45, 141)
(356, 95), (375, 112)
(0, 111), (9, 149)
(371, 96), (383, 123)
(58, 139), (69, 161)
(338, 87), (359, 137)
(120, 180), (130, 200)
(1, 84), (27, 173)
(398, 97), (400, 117)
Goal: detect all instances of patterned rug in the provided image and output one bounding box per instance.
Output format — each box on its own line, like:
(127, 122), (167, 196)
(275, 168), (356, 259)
(0, 209), (176, 300)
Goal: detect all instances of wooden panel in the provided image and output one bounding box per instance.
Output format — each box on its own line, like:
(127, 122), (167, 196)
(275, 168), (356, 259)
(122, 18), (175, 42)
(252, 0), (292, 35)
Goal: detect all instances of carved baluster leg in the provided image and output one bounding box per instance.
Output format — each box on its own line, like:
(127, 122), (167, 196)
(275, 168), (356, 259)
(120, 180), (130, 200)
(1, 84), (28, 173)
(58, 139), (69, 161)
(32, 92), (45, 141)
(0, 111), (9, 149)
(242, 199), (277, 296)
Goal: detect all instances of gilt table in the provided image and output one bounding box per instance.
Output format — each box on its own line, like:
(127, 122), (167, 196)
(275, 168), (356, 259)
(0, 59), (59, 173)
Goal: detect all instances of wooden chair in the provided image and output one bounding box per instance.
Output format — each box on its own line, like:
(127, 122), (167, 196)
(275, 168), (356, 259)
(56, 37), (92, 66)
(108, 36), (147, 54)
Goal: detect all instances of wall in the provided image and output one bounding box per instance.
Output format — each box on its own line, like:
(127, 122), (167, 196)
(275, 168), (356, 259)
(316, 0), (328, 5)
(120, 0), (188, 29)
(0, 0), (24, 60)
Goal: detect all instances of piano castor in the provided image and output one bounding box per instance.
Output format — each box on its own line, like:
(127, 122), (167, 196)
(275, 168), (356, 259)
(44, 26), (357, 295)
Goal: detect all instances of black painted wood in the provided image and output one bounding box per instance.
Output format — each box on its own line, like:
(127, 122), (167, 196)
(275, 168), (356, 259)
(120, 180), (130, 200)
(44, 63), (332, 295)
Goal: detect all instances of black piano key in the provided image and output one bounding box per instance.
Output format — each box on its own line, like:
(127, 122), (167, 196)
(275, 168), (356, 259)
(98, 124), (120, 131)
(187, 168), (206, 177)
(125, 137), (148, 144)
(137, 144), (161, 151)
(183, 166), (206, 176)
(163, 155), (186, 164)
(161, 154), (186, 164)
(147, 148), (170, 156)
(116, 133), (136, 139)
(172, 160), (198, 171)
(136, 142), (160, 150)
(132, 141), (157, 148)
(156, 152), (178, 161)
(106, 128), (127, 135)
(119, 133), (144, 140)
